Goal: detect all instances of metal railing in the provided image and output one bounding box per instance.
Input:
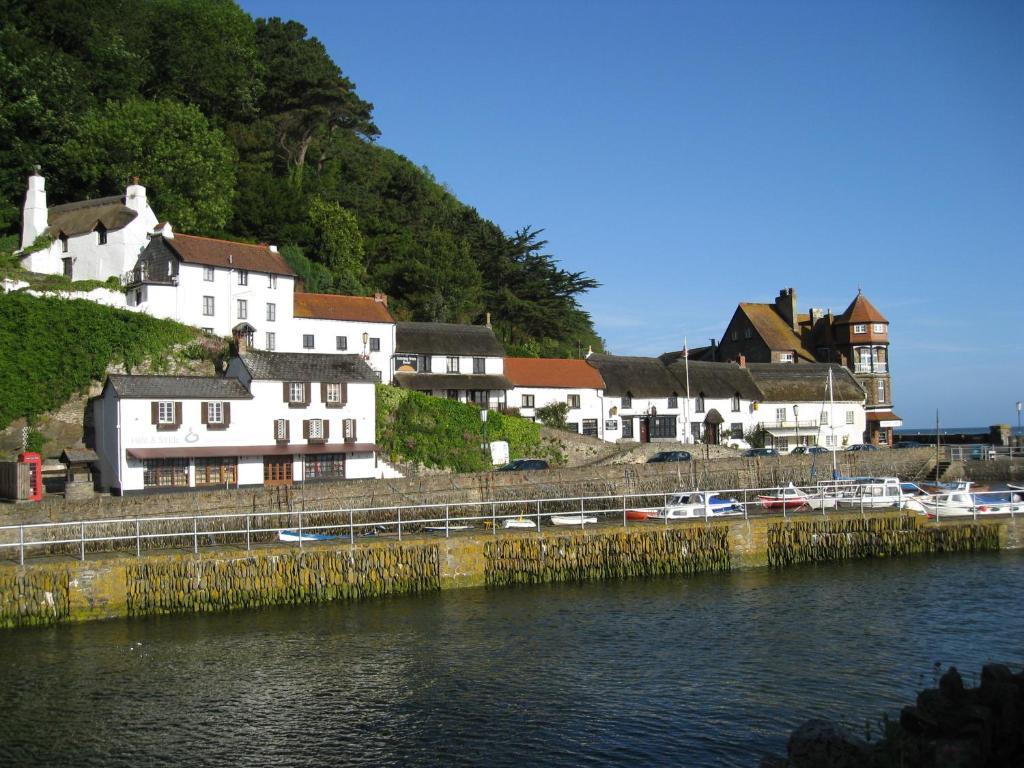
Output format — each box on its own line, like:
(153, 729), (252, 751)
(942, 445), (1023, 461)
(1, 481), (1019, 565)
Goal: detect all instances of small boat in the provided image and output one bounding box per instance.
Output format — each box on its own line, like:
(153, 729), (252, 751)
(836, 477), (918, 510)
(909, 486), (1023, 518)
(503, 517), (538, 529)
(648, 491), (742, 519)
(423, 524), (473, 532)
(758, 483), (808, 510)
(625, 509), (655, 521)
(278, 529), (339, 542)
(550, 514), (598, 526)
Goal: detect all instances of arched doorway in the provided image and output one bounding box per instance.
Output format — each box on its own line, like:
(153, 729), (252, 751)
(703, 409), (724, 445)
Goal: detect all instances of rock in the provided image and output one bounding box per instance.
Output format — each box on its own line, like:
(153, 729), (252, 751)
(787, 718), (872, 768)
(940, 667), (968, 704)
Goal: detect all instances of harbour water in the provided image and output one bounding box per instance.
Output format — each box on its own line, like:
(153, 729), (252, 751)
(1, 551), (1022, 767)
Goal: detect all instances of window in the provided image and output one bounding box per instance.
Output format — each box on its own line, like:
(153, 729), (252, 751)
(744, 327), (752, 339)
(237, 270), (248, 286)
(446, 389), (459, 400)
(268, 274), (277, 289)
(143, 458), (189, 488)
(202, 327), (213, 334)
(421, 355), (432, 372)
(374, 371), (382, 382)
(289, 382), (305, 403)
(877, 380), (886, 403)
(775, 437), (789, 452)
(305, 453), (345, 481)
(266, 303), (276, 322)
(731, 393), (741, 412)
(274, 418), (289, 441)
(265, 332), (275, 351)
(325, 383), (342, 404)
(650, 416), (677, 439)
(566, 422), (579, 434)
(203, 296), (215, 316)
(846, 410), (855, 425)
(470, 390), (488, 406)
(206, 401), (223, 424)
(369, 337), (381, 352)
(622, 418), (634, 439)
(96, 224), (107, 245)
(779, 352), (794, 363)
(730, 423), (743, 439)
(691, 422), (702, 442)
(336, 336), (347, 351)
(195, 457), (237, 486)
(872, 323), (885, 333)
(582, 419), (599, 437)
(667, 394), (678, 409)
(731, 330), (738, 341)
(820, 410), (829, 426)
(308, 418), (324, 439)
(303, 334), (314, 349)
(622, 392), (633, 409)
(695, 394), (705, 413)
(521, 394), (535, 408)
(853, 324), (867, 334)
(567, 394), (581, 409)
(237, 299), (247, 320)
(135, 290), (143, 305)
(203, 267), (214, 282)
(343, 418), (357, 441)
(473, 357), (485, 374)
(157, 401), (175, 424)
(825, 434), (835, 447)
(447, 356), (460, 373)
(776, 407), (786, 422)
(60, 234), (68, 253)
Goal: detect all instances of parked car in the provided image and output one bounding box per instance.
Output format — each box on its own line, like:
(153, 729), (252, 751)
(497, 458), (550, 471)
(893, 441), (924, 449)
(647, 450), (692, 463)
(846, 443), (879, 452)
(968, 446), (996, 460)
(743, 447), (780, 458)
(790, 446), (829, 455)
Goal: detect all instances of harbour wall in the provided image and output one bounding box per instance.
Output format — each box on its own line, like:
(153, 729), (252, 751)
(1, 511), (1016, 629)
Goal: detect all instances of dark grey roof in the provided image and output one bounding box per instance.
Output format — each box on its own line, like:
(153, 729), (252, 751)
(396, 322), (506, 356)
(238, 351), (376, 383)
(585, 354), (683, 398)
(48, 196), (137, 237)
(664, 360), (763, 400)
(745, 363), (865, 402)
(61, 448), (98, 464)
(106, 375), (253, 399)
(394, 372), (512, 391)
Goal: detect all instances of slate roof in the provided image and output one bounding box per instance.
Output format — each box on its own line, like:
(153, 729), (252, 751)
(394, 373), (513, 391)
(293, 292), (394, 324)
(106, 375), (253, 400)
(48, 196), (137, 237)
(745, 363), (865, 402)
(585, 354), (683, 398)
(396, 322), (505, 356)
(738, 303), (816, 362)
(237, 351), (376, 383)
(836, 291), (888, 325)
(163, 234), (295, 276)
(503, 358), (605, 389)
(664, 360), (763, 400)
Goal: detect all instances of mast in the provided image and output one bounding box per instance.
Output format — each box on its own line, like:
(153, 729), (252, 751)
(683, 337), (691, 443)
(935, 409), (941, 483)
(829, 367), (837, 478)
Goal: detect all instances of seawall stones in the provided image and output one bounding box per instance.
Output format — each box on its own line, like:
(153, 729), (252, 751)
(0, 568), (70, 628)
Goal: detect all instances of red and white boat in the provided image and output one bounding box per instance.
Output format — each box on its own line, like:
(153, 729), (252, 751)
(625, 508), (655, 521)
(758, 483), (809, 510)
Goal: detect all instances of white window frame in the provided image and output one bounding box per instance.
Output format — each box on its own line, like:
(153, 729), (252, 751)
(266, 332), (275, 351)
(776, 407), (786, 422)
(447, 356), (460, 373)
(268, 274), (277, 289)
(203, 267), (214, 282)
(237, 269), (248, 286)
(779, 352), (794, 363)
(203, 296), (215, 316)
(326, 383), (341, 404)
(872, 323), (885, 333)
(846, 410), (855, 425)
(820, 411), (829, 426)
(567, 394), (581, 409)
(308, 418), (324, 439)
(274, 418), (288, 440)
(853, 323), (867, 334)
(289, 382), (305, 403)
(237, 299), (247, 320)
(266, 303), (276, 322)
(521, 394), (535, 408)
(207, 401), (223, 424)
(157, 401), (175, 424)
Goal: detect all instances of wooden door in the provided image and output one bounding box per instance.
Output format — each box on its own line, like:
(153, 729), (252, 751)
(639, 418), (649, 443)
(263, 455), (293, 487)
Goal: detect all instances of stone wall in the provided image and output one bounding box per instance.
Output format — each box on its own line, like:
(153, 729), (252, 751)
(0, 566), (70, 628)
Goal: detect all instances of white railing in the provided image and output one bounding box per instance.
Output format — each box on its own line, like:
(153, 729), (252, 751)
(1, 481), (1018, 566)
(942, 444), (1024, 461)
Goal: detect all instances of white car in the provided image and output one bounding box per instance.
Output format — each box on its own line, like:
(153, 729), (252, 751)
(648, 491), (743, 519)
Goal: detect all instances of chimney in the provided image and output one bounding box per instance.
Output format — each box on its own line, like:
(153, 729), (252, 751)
(774, 287), (799, 333)
(153, 222), (174, 239)
(125, 176), (147, 214)
(373, 291), (388, 306)
(586, 345), (593, 358)
(485, 312), (492, 329)
(21, 167), (48, 250)
(738, 353), (746, 368)
(233, 326), (249, 354)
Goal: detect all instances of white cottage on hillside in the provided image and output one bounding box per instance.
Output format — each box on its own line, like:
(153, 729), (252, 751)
(93, 348), (378, 494)
(292, 292), (395, 380)
(19, 171), (158, 283)
(504, 358), (606, 436)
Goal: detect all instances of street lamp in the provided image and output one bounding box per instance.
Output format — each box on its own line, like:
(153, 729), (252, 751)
(793, 404), (800, 450)
(1017, 401), (1022, 451)
(480, 407), (489, 463)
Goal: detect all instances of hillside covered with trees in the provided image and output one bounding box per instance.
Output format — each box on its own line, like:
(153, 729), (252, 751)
(0, 0), (603, 358)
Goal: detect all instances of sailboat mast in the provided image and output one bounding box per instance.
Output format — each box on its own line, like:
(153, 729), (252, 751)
(684, 336), (691, 442)
(829, 367), (837, 477)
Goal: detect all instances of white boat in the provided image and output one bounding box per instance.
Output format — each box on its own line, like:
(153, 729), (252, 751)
(908, 486), (1023, 518)
(278, 529), (339, 542)
(757, 483), (808, 510)
(423, 524), (473, 532)
(648, 491), (742, 520)
(836, 477), (917, 510)
(550, 514), (598, 526)
(503, 517), (538, 529)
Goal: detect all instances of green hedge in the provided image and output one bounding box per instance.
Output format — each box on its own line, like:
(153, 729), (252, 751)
(375, 385), (556, 472)
(0, 292), (198, 428)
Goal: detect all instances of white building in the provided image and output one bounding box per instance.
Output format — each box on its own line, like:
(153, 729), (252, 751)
(292, 292), (396, 380)
(124, 229), (296, 344)
(93, 348), (378, 494)
(392, 322), (511, 409)
(504, 358), (606, 436)
(19, 171), (158, 283)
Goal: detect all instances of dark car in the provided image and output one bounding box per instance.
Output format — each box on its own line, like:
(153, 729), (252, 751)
(743, 447), (780, 458)
(497, 458), (550, 471)
(893, 441), (924, 449)
(647, 450), (692, 463)
(790, 446), (829, 455)
(846, 443), (879, 452)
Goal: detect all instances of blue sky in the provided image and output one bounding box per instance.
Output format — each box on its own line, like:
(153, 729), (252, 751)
(240, 0), (1023, 428)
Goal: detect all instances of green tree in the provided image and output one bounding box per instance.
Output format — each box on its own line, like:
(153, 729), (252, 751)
(279, 244), (333, 294)
(536, 402), (570, 430)
(308, 197), (369, 295)
(62, 98), (236, 233)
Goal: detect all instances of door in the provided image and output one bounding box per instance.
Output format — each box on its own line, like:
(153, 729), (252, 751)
(263, 455), (293, 487)
(704, 422), (719, 445)
(639, 418), (649, 443)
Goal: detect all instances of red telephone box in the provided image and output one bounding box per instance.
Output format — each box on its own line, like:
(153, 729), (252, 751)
(17, 452), (42, 502)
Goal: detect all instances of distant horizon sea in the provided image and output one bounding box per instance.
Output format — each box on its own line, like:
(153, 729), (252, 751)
(897, 425), (1023, 436)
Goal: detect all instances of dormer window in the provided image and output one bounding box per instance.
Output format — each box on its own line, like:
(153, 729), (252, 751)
(872, 323), (885, 333)
(695, 393), (706, 413)
(731, 393), (741, 412)
(237, 269), (248, 286)
(779, 352), (795, 363)
(60, 233), (69, 253)
(853, 324), (867, 334)
(95, 223), (107, 245)
(667, 393), (678, 409)
(622, 392), (633, 409)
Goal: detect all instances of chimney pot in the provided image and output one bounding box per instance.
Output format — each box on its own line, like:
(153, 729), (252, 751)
(738, 353), (746, 368)
(485, 312), (492, 328)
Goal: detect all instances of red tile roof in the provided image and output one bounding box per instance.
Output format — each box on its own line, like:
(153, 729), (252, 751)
(865, 410), (901, 422)
(504, 358), (606, 389)
(836, 291), (888, 324)
(738, 304), (816, 362)
(293, 292), (395, 324)
(167, 234), (295, 276)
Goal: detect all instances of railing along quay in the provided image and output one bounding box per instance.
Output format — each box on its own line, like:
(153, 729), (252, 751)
(0, 482), (1018, 566)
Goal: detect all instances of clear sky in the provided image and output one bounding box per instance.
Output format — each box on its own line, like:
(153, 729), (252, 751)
(239, 0), (1023, 428)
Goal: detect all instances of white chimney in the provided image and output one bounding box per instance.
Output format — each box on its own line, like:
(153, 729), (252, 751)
(21, 168), (48, 250)
(125, 176), (147, 214)
(154, 222), (174, 239)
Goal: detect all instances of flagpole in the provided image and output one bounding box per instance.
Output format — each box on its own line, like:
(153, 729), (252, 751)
(684, 337), (691, 443)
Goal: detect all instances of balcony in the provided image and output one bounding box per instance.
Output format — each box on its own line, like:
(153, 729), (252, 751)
(761, 419), (819, 430)
(122, 268), (177, 289)
(854, 363), (888, 374)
